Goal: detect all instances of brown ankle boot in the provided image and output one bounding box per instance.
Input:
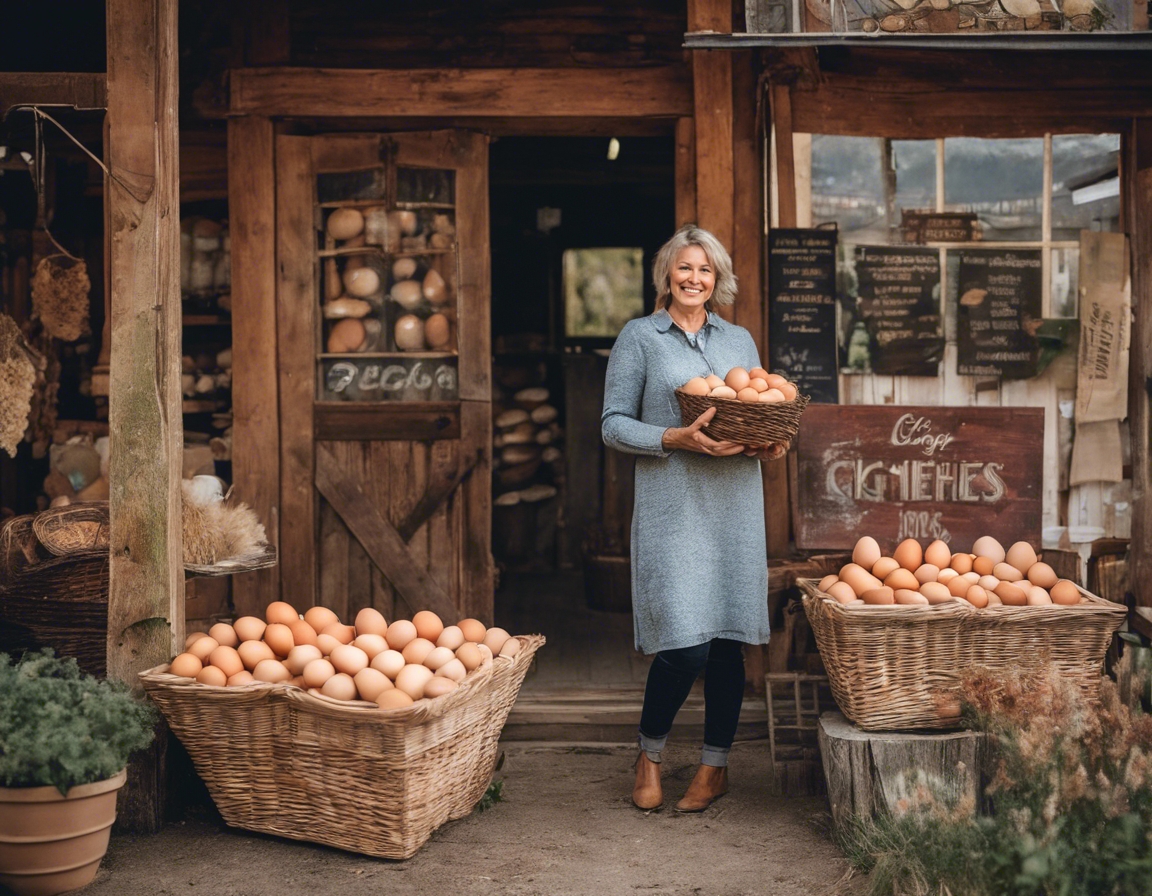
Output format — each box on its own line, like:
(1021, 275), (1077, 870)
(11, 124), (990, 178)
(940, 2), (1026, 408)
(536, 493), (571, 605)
(632, 751), (663, 810)
(675, 764), (728, 812)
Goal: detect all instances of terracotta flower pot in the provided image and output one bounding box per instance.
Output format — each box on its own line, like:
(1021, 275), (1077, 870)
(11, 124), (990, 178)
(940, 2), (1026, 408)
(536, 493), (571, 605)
(0, 769), (126, 896)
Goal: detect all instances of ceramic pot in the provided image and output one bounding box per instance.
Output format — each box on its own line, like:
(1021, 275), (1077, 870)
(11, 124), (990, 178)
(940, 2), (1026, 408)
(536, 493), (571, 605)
(0, 769), (125, 896)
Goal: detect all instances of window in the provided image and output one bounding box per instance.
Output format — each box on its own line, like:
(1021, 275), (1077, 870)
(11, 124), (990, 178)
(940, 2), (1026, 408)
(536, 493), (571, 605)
(562, 247), (644, 339)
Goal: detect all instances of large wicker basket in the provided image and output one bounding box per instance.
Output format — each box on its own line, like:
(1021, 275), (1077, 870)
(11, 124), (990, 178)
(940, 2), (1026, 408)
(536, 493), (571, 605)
(798, 578), (1125, 732)
(140, 634), (544, 859)
(675, 389), (809, 444)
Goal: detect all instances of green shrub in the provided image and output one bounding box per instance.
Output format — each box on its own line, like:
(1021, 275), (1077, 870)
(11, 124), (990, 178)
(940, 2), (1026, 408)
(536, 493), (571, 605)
(0, 650), (157, 795)
(837, 668), (1152, 896)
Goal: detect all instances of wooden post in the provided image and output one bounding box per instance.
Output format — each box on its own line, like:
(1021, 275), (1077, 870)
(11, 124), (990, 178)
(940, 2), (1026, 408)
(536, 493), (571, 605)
(674, 117), (697, 229)
(228, 116), (281, 616)
(105, 0), (183, 832)
(1130, 119), (1152, 609)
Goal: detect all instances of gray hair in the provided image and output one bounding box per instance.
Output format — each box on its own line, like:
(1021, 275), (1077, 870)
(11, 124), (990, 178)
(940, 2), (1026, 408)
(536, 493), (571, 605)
(652, 224), (738, 310)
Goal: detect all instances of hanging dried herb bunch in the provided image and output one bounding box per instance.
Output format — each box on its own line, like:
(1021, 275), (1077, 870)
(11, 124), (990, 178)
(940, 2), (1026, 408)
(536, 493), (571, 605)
(0, 313), (37, 458)
(31, 254), (90, 342)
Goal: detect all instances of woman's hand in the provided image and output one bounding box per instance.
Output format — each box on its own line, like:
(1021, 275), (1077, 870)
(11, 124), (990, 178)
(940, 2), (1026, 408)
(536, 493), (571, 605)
(743, 441), (790, 461)
(662, 407), (746, 457)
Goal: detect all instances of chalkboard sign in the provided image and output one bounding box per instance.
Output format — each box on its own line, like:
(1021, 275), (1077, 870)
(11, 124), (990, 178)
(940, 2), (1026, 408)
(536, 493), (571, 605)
(956, 249), (1043, 379)
(792, 404), (1043, 552)
(768, 229), (839, 403)
(852, 246), (942, 377)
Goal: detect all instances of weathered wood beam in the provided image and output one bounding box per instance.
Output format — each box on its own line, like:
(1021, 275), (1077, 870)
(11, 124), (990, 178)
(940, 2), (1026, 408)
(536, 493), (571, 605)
(229, 66), (692, 118)
(105, 0), (182, 834)
(0, 72), (106, 115)
(228, 116), (281, 616)
(1130, 119), (1152, 608)
(674, 117), (697, 227)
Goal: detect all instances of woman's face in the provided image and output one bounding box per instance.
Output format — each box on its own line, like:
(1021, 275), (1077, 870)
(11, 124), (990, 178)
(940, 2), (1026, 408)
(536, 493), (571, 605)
(669, 245), (715, 312)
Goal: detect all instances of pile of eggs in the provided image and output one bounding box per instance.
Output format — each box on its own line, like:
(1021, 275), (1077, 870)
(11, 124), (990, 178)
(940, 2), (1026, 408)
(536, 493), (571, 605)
(681, 367), (799, 403)
(818, 536), (1084, 609)
(167, 603), (520, 708)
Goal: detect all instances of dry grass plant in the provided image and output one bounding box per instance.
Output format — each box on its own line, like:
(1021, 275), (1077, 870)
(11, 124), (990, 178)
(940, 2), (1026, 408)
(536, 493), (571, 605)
(837, 665), (1152, 896)
(181, 480), (268, 566)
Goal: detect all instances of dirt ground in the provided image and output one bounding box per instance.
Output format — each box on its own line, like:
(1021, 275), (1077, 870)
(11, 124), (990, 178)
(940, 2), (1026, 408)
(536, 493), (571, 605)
(82, 741), (864, 896)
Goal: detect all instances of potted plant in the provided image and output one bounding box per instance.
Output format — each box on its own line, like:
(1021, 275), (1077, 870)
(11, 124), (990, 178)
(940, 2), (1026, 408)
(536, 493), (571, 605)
(0, 650), (156, 896)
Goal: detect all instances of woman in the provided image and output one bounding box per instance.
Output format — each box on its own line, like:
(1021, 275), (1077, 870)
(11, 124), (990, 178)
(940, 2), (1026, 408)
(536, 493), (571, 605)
(601, 224), (786, 813)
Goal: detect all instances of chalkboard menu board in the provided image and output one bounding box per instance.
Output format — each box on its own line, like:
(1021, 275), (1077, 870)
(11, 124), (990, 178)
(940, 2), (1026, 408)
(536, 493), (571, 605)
(853, 246), (943, 377)
(956, 249), (1042, 379)
(768, 229), (839, 403)
(792, 404), (1043, 552)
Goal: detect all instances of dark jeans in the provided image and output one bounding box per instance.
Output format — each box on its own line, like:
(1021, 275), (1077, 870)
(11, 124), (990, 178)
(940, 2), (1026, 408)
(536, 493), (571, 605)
(639, 638), (746, 756)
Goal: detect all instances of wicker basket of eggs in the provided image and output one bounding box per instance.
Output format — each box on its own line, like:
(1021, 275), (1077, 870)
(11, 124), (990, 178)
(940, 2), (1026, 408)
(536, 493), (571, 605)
(140, 605), (544, 859)
(674, 366), (810, 445)
(797, 535), (1125, 731)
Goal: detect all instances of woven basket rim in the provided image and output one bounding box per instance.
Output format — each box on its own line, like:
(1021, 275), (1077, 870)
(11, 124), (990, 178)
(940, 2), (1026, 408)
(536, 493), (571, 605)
(674, 387), (811, 411)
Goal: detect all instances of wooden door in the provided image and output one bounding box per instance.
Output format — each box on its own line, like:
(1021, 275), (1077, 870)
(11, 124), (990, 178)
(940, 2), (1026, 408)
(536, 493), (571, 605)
(276, 130), (492, 625)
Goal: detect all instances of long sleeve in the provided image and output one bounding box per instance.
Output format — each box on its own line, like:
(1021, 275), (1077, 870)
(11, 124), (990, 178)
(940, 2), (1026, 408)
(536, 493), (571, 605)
(601, 323), (672, 458)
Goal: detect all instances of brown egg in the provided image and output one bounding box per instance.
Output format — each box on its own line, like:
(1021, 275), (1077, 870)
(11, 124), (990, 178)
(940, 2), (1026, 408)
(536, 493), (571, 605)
(1027, 562), (1058, 589)
(344, 267), (380, 298)
(871, 557), (900, 580)
(750, 366), (771, 381)
(227, 671), (255, 687)
(328, 318), (366, 353)
(458, 618), (487, 643)
(777, 382), (798, 401)
(818, 574), (839, 593)
(681, 377), (711, 396)
(861, 586), (895, 605)
(302, 658), (336, 689)
(386, 619), (419, 651)
(499, 639), (521, 659)
(169, 653), (203, 678)
(704, 374), (724, 390)
(1005, 542), (1038, 574)
(764, 373), (787, 390)
(391, 279), (424, 310)
(289, 619), (319, 648)
(376, 689), (415, 710)
(919, 582), (953, 605)
(736, 387), (761, 402)
(949, 553), (974, 574)
(937, 568), (959, 585)
(972, 556), (996, 577)
(209, 623), (239, 649)
(353, 634), (388, 660)
(947, 575), (973, 598)
(424, 313), (451, 349)
(187, 636), (219, 662)
(401, 637), (436, 666)
(839, 563), (882, 596)
(760, 388), (786, 402)
(196, 665), (228, 687)
(233, 616), (266, 643)
(1051, 579), (1081, 606)
(185, 631), (209, 649)
(354, 668), (393, 702)
(238, 640), (275, 671)
(436, 625), (466, 651)
(482, 627), (511, 656)
(423, 268), (450, 305)
(423, 677), (459, 699)
(304, 606), (340, 634)
(724, 368), (751, 391)
(978, 575), (1001, 593)
(893, 539), (923, 572)
(253, 659), (292, 683)
(412, 610), (445, 643)
(395, 664), (434, 700)
(455, 642), (484, 672)
(323, 623), (357, 645)
(321, 673), (358, 702)
(316, 633), (343, 656)
(265, 601), (300, 626)
(914, 564), (940, 585)
(208, 646), (244, 678)
(972, 536), (1006, 564)
(285, 644), (323, 675)
(883, 569), (920, 592)
(423, 646), (456, 671)
(710, 385), (738, 400)
(326, 208), (364, 240)
(923, 540), (951, 570)
(852, 536), (882, 571)
(965, 585), (990, 609)
(826, 581), (858, 605)
(994, 582), (1028, 606)
(960, 571), (981, 586)
(435, 658), (467, 682)
(394, 314), (425, 351)
(330, 644), (370, 676)
(894, 588), (929, 606)
(354, 607), (389, 637)
(371, 649), (407, 679)
(748, 377), (769, 393)
(992, 562), (1024, 583)
(1027, 586), (1053, 606)
(263, 623), (294, 657)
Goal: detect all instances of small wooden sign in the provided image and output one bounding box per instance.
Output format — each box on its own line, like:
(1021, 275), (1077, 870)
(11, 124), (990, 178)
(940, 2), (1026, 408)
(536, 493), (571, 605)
(900, 210), (981, 244)
(792, 404), (1043, 552)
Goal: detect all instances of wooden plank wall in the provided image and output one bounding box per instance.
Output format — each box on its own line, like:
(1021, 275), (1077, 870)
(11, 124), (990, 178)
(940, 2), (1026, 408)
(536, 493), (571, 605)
(1130, 118), (1152, 607)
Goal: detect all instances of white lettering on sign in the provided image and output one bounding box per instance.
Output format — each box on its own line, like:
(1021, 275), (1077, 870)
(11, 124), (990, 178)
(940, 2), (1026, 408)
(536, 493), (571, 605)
(897, 510), (951, 543)
(826, 460), (1005, 504)
(890, 414), (954, 456)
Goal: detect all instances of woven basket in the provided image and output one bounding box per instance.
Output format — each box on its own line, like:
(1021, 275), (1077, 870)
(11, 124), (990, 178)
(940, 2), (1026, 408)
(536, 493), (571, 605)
(675, 389), (810, 444)
(32, 502), (110, 557)
(798, 578), (1125, 732)
(140, 634), (544, 859)
(1, 514), (43, 576)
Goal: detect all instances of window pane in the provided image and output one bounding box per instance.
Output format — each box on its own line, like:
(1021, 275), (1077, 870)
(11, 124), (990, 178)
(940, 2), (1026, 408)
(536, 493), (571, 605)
(811, 136), (886, 242)
(1051, 247), (1079, 319)
(945, 138), (1043, 241)
(1052, 134), (1120, 239)
(893, 139), (936, 219)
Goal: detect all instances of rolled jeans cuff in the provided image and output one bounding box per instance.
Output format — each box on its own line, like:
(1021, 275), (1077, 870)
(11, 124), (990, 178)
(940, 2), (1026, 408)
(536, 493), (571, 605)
(638, 730), (667, 763)
(701, 744), (730, 768)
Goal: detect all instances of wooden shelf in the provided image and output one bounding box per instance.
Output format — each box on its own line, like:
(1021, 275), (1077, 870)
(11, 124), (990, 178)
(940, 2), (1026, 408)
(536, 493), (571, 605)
(318, 351), (456, 360)
(316, 246), (454, 259)
(683, 30), (1152, 51)
(183, 315), (231, 326)
(318, 199), (388, 209)
(393, 201), (455, 210)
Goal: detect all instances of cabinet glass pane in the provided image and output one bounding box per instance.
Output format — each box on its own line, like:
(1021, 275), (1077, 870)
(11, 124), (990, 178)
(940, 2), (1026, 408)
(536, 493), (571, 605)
(944, 137), (1043, 241)
(893, 139), (936, 221)
(1051, 247), (1079, 319)
(396, 167), (455, 206)
(811, 136), (886, 242)
(1052, 134), (1121, 239)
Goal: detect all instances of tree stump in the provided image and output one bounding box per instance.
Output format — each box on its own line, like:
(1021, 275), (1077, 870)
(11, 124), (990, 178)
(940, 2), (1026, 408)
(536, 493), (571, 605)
(817, 712), (992, 835)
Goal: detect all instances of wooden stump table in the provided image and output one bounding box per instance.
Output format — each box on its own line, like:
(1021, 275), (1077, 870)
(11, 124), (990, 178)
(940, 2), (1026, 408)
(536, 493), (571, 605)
(817, 712), (993, 834)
